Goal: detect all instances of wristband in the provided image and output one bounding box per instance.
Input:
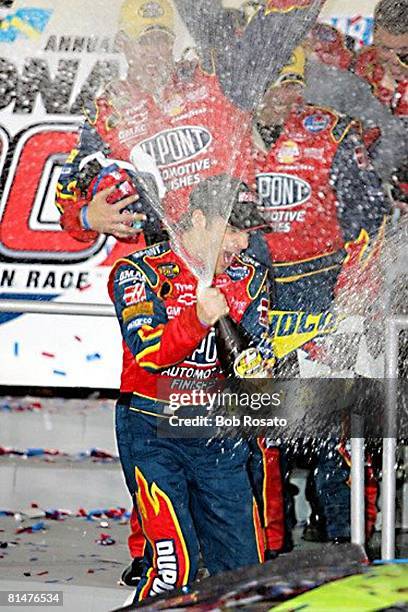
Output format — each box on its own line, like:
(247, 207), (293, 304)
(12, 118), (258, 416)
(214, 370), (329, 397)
(80, 205), (92, 231)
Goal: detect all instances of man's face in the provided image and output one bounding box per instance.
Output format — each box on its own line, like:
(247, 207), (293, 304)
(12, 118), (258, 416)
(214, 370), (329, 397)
(258, 82), (304, 126)
(216, 225), (249, 274)
(374, 26), (408, 79)
(119, 29), (174, 92)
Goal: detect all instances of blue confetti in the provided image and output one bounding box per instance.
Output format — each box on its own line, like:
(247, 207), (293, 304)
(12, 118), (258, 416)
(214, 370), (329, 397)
(31, 522), (45, 532)
(14, 342), (19, 356)
(53, 370), (66, 376)
(86, 353), (101, 361)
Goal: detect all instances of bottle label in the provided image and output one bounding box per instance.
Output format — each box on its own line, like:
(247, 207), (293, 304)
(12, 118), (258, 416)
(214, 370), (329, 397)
(234, 347), (265, 378)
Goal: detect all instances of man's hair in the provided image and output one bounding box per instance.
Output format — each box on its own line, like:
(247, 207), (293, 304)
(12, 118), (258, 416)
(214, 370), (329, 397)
(182, 174), (264, 231)
(374, 0), (408, 35)
(182, 175), (241, 229)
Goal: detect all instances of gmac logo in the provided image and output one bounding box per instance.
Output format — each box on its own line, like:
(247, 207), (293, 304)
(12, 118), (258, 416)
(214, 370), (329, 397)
(257, 173), (311, 209)
(139, 126), (212, 167)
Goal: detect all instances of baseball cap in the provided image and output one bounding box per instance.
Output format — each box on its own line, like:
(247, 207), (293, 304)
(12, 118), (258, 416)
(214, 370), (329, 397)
(118, 0), (175, 39)
(274, 46), (306, 86)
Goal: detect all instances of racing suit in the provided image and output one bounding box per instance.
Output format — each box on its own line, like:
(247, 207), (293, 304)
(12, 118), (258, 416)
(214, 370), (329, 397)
(254, 103), (389, 339)
(108, 241), (274, 600)
(252, 103), (389, 542)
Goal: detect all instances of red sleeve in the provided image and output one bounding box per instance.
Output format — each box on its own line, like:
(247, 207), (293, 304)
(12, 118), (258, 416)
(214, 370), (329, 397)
(60, 197), (99, 243)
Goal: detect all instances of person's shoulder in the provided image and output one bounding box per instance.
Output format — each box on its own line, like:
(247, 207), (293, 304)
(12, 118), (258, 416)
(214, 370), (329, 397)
(355, 45), (379, 65)
(110, 242), (171, 285)
(228, 253), (268, 298)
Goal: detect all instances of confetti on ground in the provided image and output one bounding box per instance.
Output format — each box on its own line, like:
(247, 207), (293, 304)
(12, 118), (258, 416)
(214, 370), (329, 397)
(16, 522), (46, 535)
(0, 400), (43, 413)
(41, 352), (55, 358)
(95, 533), (116, 546)
(0, 447), (119, 463)
(86, 353), (101, 361)
(53, 370), (66, 376)
(37, 571), (49, 576)
(13, 342), (19, 356)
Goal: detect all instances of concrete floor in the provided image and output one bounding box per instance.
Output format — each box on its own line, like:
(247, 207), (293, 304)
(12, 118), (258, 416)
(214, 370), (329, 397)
(1, 396), (406, 612)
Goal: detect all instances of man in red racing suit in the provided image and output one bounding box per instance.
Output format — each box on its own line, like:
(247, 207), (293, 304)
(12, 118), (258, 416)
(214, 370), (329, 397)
(109, 176), (275, 601)
(56, 0), (323, 250)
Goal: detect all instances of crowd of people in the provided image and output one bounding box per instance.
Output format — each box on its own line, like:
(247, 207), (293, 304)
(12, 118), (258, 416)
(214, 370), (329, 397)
(54, 0), (407, 604)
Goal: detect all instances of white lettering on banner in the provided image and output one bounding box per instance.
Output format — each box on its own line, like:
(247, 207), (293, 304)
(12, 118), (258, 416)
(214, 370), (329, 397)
(139, 126), (212, 167)
(43, 35), (119, 54)
(0, 58), (119, 115)
(257, 173), (311, 210)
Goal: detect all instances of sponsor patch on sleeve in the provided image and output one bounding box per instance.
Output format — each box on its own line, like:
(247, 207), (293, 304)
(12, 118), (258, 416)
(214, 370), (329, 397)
(303, 113), (330, 133)
(123, 282), (147, 306)
(157, 263), (180, 279)
(122, 302), (154, 322)
(126, 316), (154, 332)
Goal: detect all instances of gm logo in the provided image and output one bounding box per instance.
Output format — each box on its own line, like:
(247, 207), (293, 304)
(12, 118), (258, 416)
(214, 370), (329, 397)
(257, 173), (311, 209)
(139, 126), (212, 167)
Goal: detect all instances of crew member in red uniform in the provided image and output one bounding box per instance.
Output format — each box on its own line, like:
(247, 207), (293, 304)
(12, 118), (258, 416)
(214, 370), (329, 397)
(249, 47), (388, 546)
(253, 47), (389, 313)
(109, 176), (275, 602)
(56, 0), (323, 248)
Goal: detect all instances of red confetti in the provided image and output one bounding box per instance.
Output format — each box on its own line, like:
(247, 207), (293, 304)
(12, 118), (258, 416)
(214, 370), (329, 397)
(74, 336), (82, 342)
(41, 352), (55, 358)
(37, 571), (49, 576)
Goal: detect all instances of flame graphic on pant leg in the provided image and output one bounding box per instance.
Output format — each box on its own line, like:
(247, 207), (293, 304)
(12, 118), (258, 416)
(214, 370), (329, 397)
(135, 467), (190, 600)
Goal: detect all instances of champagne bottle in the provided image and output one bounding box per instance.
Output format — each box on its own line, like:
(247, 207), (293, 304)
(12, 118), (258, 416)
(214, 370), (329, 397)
(215, 315), (265, 378)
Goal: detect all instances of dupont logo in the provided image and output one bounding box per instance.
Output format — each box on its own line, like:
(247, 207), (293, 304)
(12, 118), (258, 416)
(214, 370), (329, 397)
(139, 126), (212, 167)
(257, 173), (311, 209)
